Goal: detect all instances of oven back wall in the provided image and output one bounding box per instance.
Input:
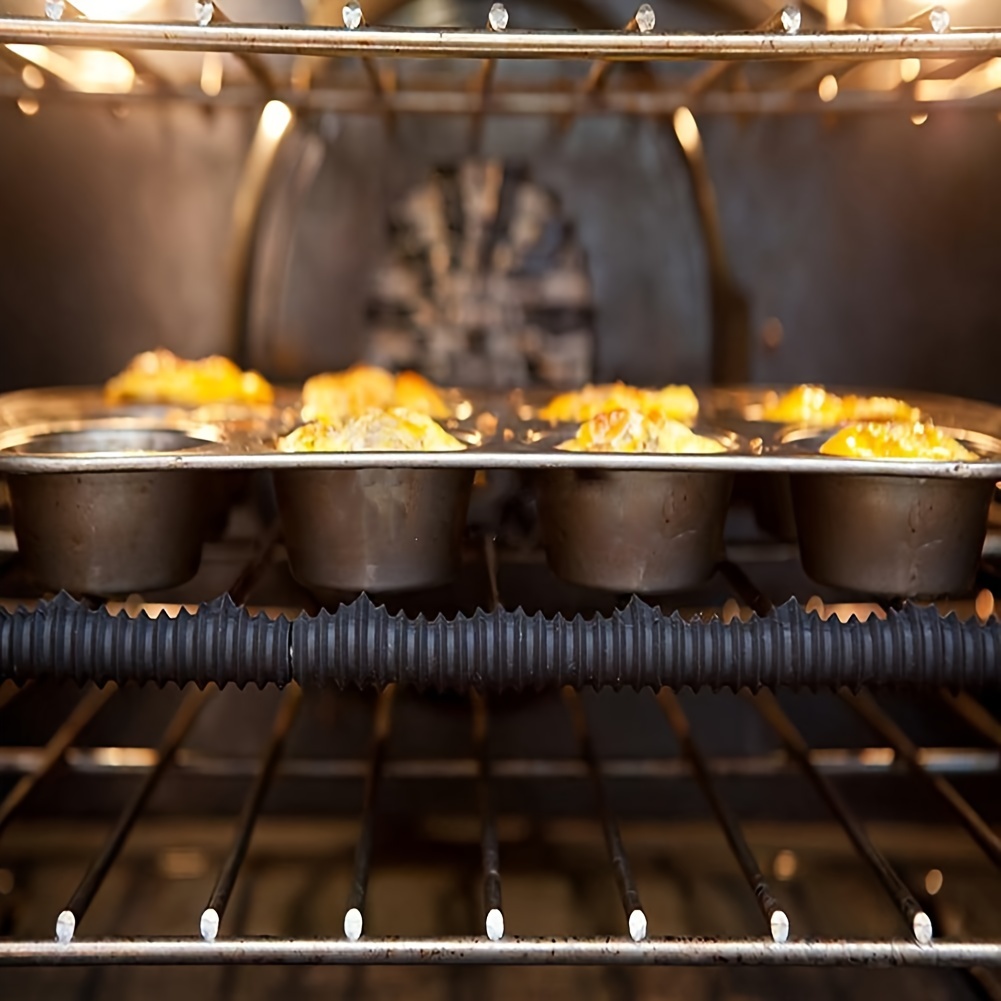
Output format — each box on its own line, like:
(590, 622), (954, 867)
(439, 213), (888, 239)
(1, 102), (1000, 399)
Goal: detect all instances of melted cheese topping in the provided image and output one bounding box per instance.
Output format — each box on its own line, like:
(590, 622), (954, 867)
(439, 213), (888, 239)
(105, 349), (274, 407)
(278, 408), (465, 453)
(301, 366), (449, 423)
(762, 385), (918, 426)
(559, 409), (725, 454)
(540, 383), (699, 425)
(820, 421), (977, 461)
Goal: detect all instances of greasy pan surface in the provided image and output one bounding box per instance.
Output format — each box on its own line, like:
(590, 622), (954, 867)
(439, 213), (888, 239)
(0, 387), (1000, 477)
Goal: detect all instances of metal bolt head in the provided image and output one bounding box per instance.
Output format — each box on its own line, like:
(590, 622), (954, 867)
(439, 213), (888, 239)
(488, 2), (509, 31)
(780, 5), (802, 34)
(929, 6), (950, 33)
(635, 3), (656, 34)
(342, 1), (363, 30)
(44, 0), (65, 20)
(194, 0), (214, 26)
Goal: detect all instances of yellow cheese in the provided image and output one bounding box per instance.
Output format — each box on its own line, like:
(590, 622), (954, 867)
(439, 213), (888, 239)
(540, 382), (699, 425)
(820, 421), (977, 461)
(559, 409), (724, 454)
(301, 366), (449, 423)
(279, 408), (465, 453)
(105, 349), (274, 406)
(762, 384), (918, 426)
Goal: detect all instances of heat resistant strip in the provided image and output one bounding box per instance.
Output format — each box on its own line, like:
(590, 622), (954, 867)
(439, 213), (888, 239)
(0, 593), (999, 691)
(0, 594), (291, 689)
(292, 596), (1001, 690)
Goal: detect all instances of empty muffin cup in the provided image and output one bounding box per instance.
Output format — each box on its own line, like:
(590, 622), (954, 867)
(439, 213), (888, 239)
(791, 473), (993, 598)
(7, 428), (212, 595)
(537, 468), (733, 594)
(274, 468), (473, 593)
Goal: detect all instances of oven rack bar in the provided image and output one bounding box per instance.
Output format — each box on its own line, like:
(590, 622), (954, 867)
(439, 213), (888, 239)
(5, 79), (1001, 116)
(0, 745), (997, 780)
(2, 937), (1001, 967)
(3, 18), (1001, 62)
(2, 590), (999, 691)
(3, 680), (1001, 968)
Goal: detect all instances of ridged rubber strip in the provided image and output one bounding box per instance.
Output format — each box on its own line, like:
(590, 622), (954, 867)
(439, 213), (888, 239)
(0, 593), (290, 689)
(0, 593), (998, 691)
(291, 596), (1001, 692)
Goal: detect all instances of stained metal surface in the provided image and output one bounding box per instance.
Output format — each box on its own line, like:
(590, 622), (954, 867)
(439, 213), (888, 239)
(2, 19), (1001, 61)
(274, 467), (473, 592)
(792, 474), (995, 597)
(6, 427), (220, 595)
(537, 468), (733, 593)
(2, 388), (1001, 480)
(2, 938), (1001, 967)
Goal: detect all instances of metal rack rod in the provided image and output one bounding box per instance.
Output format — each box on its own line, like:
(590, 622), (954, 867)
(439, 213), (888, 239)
(750, 690), (933, 944)
(340, 1), (395, 132)
(1, 746), (997, 781)
(941, 690), (1001, 749)
(843, 690), (1001, 870)
(343, 686), (394, 942)
(718, 560), (774, 616)
(564, 690), (647, 942)
(656, 690), (789, 943)
(3, 937), (1001, 967)
(472, 693), (503, 941)
(556, 4), (654, 134)
(783, 5), (951, 93)
(196, 1), (275, 91)
(47, 0), (180, 94)
(199, 684), (302, 942)
(55, 685), (213, 944)
(2, 20), (1001, 61)
(0, 679), (26, 713)
(0, 684), (116, 839)
(686, 4), (801, 97)
(2, 79), (1000, 114)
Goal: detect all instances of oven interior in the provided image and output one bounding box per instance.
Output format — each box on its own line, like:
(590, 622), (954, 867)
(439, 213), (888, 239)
(2, 0), (1001, 997)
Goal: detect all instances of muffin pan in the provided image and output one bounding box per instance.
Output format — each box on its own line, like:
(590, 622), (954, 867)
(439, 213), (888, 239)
(0, 386), (999, 597)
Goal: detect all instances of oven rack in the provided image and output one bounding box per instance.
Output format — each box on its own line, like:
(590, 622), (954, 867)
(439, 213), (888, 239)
(1, 680), (1001, 970)
(2, 589), (1001, 692)
(3, 3), (1001, 117)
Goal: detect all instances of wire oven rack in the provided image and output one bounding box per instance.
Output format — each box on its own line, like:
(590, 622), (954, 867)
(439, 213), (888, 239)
(1, 529), (1001, 973)
(1, 676), (1001, 972)
(2, 2), (1001, 116)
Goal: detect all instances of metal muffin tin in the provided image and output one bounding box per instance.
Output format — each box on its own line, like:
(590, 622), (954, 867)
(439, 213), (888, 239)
(1, 385), (999, 598)
(1, 386), (999, 477)
(4, 424), (223, 595)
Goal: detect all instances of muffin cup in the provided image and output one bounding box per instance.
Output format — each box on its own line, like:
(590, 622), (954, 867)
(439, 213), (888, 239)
(536, 468), (733, 594)
(274, 467), (473, 593)
(791, 473), (993, 598)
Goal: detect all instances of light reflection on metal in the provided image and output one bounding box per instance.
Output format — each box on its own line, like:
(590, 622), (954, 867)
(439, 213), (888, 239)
(916, 55), (1001, 97)
(5, 43), (134, 93)
(226, 99), (295, 364)
(818, 72), (839, 99)
(200, 50), (223, 95)
(672, 105), (701, 154)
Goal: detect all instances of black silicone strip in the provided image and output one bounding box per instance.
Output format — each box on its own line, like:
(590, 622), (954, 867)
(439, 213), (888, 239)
(1, 593), (997, 691)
